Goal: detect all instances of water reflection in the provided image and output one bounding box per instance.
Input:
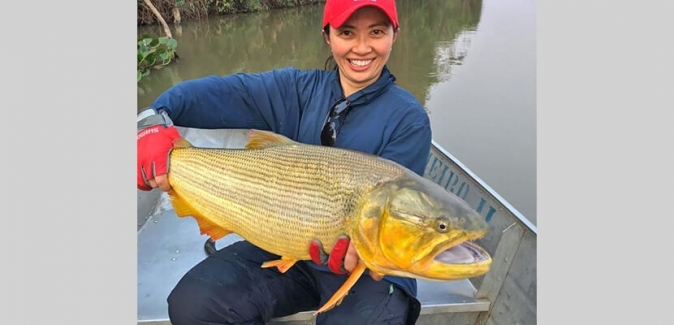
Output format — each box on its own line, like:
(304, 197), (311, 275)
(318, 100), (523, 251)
(388, 0), (482, 104)
(137, 0), (483, 111)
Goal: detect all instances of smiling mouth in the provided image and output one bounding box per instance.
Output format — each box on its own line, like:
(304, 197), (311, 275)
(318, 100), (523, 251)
(348, 59), (373, 67)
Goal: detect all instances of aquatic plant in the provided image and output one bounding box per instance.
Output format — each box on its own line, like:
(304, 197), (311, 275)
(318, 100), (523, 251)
(137, 35), (179, 82)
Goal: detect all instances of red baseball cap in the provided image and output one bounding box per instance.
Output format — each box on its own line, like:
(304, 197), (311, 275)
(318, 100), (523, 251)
(323, 0), (399, 29)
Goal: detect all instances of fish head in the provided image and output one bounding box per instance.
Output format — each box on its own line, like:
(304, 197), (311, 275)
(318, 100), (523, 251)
(351, 176), (492, 281)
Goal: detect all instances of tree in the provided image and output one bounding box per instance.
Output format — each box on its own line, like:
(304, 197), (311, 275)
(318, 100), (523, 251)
(143, 0), (173, 39)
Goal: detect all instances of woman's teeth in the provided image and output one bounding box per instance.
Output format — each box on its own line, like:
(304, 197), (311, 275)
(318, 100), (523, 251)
(349, 59), (372, 67)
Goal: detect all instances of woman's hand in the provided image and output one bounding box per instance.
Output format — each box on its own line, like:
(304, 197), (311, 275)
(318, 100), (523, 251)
(309, 237), (384, 281)
(344, 242), (384, 281)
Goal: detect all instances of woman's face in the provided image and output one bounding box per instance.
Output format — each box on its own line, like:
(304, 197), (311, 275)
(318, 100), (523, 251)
(324, 6), (398, 97)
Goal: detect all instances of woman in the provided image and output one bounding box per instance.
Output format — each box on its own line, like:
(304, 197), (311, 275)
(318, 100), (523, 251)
(137, 0), (431, 324)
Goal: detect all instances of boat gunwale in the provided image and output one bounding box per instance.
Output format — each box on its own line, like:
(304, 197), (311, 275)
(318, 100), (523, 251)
(431, 140), (537, 235)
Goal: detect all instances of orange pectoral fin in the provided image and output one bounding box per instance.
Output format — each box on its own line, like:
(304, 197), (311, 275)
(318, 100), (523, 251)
(261, 256), (298, 273)
(314, 260), (368, 315)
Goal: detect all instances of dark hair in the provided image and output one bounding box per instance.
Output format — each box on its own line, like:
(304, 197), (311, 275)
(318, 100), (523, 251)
(323, 26), (338, 71)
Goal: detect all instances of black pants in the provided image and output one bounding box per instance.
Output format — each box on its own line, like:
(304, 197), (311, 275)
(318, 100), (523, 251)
(167, 240), (421, 325)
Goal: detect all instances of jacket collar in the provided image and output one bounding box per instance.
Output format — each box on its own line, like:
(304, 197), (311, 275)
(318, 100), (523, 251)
(329, 65), (396, 107)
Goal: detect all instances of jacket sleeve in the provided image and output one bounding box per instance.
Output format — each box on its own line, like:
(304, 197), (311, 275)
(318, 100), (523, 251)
(380, 122), (433, 177)
(148, 68), (304, 132)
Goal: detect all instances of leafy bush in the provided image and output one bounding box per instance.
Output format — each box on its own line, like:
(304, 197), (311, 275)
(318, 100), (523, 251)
(137, 35), (179, 82)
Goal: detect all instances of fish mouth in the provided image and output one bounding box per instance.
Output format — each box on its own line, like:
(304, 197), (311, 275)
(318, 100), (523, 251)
(433, 240), (490, 265)
(417, 231), (492, 280)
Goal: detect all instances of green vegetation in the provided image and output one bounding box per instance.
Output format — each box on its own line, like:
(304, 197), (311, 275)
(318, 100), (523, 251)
(137, 35), (179, 82)
(138, 0), (325, 26)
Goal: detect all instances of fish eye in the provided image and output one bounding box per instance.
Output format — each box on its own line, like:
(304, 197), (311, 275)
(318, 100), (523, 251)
(436, 220), (449, 233)
(459, 217), (466, 224)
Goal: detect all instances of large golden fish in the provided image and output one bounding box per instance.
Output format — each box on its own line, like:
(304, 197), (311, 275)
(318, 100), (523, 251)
(167, 129), (492, 314)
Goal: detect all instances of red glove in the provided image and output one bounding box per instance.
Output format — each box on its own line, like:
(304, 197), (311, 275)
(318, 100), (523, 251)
(137, 124), (180, 191)
(309, 235), (350, 274)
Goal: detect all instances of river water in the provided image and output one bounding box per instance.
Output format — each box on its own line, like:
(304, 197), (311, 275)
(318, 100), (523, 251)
(137, 0), (536, 224)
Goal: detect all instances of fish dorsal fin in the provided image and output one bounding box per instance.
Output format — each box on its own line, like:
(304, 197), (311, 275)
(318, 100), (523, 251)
(245, 129), (296, 150)
(173, 138), (193, 148)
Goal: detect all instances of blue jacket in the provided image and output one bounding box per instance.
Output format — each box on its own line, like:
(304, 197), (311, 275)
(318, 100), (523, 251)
(150, 66), (432, 298)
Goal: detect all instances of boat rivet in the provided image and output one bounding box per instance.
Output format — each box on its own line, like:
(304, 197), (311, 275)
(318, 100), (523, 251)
(505, 258), (509, 262)
(171, 257), (177, 261)
(175, 250), (180, 253)
(153, 220), (158, 223)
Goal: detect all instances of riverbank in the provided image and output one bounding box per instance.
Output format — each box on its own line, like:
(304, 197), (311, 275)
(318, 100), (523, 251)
(138, 0), (325, 26)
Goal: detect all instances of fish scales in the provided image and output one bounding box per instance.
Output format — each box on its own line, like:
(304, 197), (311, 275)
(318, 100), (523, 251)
(168, 143), (404, 259)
